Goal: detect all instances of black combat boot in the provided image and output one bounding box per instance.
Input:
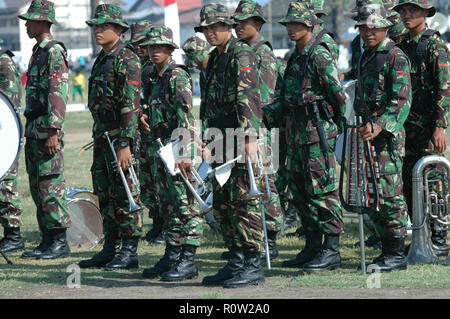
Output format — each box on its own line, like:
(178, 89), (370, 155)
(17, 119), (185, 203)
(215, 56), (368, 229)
(302, 233), (341, 271)
(144, 217), (165, 244)
(283, 203), (298, 231)
(78, 235), (121, 268)
(38, 228), (71, 260)
(367, 237), (407, 272)
(21, 228), (52, 258)
(142, 244), (182, 278)
(282, 231), (322, 268)
(161, 244), (199, 281)
(260, 231), (279, 260)
(0, 227), (25, 252)
(104, 236), (139, 270)
(223, 251), (265, 288)
(202, 248), (245, 286)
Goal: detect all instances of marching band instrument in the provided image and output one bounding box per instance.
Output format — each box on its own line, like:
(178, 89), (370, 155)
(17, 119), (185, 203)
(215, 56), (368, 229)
(0, 91), (23, 182)
(407, 155), (450, 265)
(104, 131), (142, 213)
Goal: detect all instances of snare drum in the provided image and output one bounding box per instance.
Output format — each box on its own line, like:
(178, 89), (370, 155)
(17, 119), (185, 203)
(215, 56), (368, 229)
(0, 91), (23, 181)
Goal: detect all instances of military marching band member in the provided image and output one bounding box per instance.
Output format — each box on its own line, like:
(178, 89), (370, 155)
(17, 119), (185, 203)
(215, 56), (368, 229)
(394, 0), (450, 256)
(0, 39), (24, 254)
(232, 0), (284, 261)
(354, 2), (412, 272)
(276, 2), (346, 271)
(196, 3), (265, 288)
(79, 4), (143, 270)
(139, 26), (203, 282)
(19, 0), (72, 260)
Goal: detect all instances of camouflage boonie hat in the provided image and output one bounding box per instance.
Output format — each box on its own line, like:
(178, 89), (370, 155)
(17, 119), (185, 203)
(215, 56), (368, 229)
(182, 36), (212, 68)
(194, 4), (236, 33)
(312, 0), (326, 16)
(232, 0), (266, 23)
(130, 20), (153, 44)
(86, 4), (129, 32)
(18, 0), (60, 26)
(393, 0), (435, 17)
(279, 2), (320, 27)
(140, 25), (178, 49)
(388, 12), (408, 38)
(355, 3), (394, 28)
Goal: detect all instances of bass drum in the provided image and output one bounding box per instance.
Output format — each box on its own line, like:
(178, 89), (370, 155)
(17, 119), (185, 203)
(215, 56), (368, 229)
(66, 187), (100, 208)
(0, 91), (23, 181)
(66, 198), (103, 249)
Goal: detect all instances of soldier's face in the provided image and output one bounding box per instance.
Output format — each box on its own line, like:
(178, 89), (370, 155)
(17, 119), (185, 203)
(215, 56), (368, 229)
(398, 4), (429, 29)
(235, 18), (261, 40)
(203, 23), (232, 47)
(93, 23), (122, 46)
(359, 26), (388, 49)
(25, 20), (50, 39)
(148, 44), (173, 65)
(134, 39), (148, 58)
(285, 22), (312, 42)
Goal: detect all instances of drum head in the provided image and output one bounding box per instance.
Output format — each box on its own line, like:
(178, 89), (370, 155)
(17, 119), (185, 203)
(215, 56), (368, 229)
(66, 199), (103, 249)
(66, 187), (100, 208)
(0, 92), (23, 181)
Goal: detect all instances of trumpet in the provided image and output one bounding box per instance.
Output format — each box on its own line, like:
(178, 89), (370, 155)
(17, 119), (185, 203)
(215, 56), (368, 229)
(104, 131), (142, 213)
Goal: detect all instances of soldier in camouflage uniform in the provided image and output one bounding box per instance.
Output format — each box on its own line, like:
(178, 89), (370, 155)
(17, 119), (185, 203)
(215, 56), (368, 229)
(394, 0), (450, 256)
(19, 0), (72, 260)
(140, 26), (203, 282)
(0, 39), (24, 253)
(78, 4), (143, 270)
(354, 2), (412, 272)
(196, 3), (265, 288)
(276, 2), (346, 271)
(232, 0), (284, 261)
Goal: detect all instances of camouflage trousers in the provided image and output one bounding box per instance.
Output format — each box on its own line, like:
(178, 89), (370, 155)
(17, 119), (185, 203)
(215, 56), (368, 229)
(0, 163), (23, 228)
(366, 145), (408, 240)
(91, 138), (143, 238)
(212, 163), (264, 253)
(140, 141), (203, 247)
(286, 138), (344, 235)
(25, 138), (71, 230)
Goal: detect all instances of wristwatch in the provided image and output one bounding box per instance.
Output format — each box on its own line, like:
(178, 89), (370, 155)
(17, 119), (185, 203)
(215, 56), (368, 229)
(119, 140), (129, 148)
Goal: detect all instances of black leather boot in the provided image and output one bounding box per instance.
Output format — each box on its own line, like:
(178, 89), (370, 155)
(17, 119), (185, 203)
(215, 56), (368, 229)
(38, 228), (71, 260)
(104, 236), (139, 270)
(223, 251), (265, 288)
(78, 235), (121, 268)
(144, 217), (165, 244)
(367, 237), (407, 272)
(202, 248), (245, 286)
(161, 244), (199, 281)
(0, 227), (25, 252)
(142, 244), (182, 278)
(283, 203), (298, 231)
(282, 231), (322, 268)
(260, 231), (279, 260)
(302, 233), (341, 271)
(21, 228), (51, 258)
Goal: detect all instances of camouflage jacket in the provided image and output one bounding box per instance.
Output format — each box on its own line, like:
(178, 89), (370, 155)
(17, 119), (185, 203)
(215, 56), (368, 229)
(141, 58), (195, 145)
(355, 38), (412, 155)
(314, 25), (339, 63)
(24, 37), (68, 139)
(399, 28), (450, 129)
(0, 50), (22, 109)
(88, 40), (141, 141)
(202, 37), (262, 136)
(253, 37), (278, 106)
(278, 36), (346, 145)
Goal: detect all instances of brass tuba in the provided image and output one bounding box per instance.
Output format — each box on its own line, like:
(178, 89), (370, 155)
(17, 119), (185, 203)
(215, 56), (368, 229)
(407, 155), (450, 264)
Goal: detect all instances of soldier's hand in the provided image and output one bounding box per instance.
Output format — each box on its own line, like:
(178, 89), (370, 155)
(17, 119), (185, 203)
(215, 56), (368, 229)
(358, 122), (382, 141)
(245, 137), (258, 163)
(202, 142), (212, 162)
(45, 129), (59, 155)
(117, 146), (133, 172)
(139, 114), (150, 133)
(176, 158), (192, 179)
(432, 127), (447, 154)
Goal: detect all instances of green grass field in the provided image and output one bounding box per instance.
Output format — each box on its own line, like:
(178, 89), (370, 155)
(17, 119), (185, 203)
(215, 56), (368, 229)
(0, 110), (449, 296)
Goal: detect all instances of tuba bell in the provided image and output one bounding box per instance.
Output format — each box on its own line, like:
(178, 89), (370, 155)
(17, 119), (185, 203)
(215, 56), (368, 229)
(407, 155), (450, 264)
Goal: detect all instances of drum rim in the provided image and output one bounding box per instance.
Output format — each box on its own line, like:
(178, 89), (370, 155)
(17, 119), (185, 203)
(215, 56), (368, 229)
(0, 91), (24, 182)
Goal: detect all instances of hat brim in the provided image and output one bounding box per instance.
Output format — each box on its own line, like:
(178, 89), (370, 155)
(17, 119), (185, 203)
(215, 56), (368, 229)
(194, 18), (236, 32)
(139, 40), (178, 49)
(18, 13), (61, 27)
(393, 3), (435, 17)
(354, 19), (394, 29)
(232, 14), (266, 23)
(86, 18), (130, 32)
(279, 18), (318, 27)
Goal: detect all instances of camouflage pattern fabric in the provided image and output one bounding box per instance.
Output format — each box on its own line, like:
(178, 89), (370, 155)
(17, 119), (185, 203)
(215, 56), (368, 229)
(394, 0), (436, 17)
(232, 0), (266, 23)
(355, 37), (412, 238)
(182, 36), (212, 70)
(140, 56), (202, 247)
(88, 39), (143, 238)
(0, 49), (23, 228)
(86, 3), (129, 31)
(129, 20), (153, 44)
(195, 3), (236, 32)
(18, 0), (60, 26)
(140, 25), (178, 49)
(354, 3), (393, 29)
(279, 2), (320, 27)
